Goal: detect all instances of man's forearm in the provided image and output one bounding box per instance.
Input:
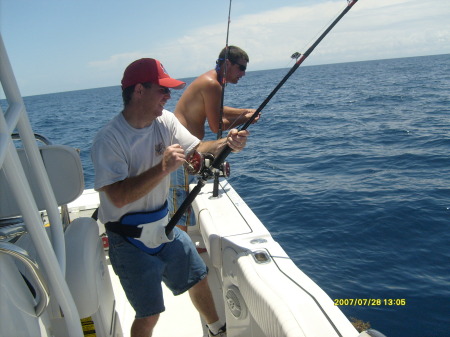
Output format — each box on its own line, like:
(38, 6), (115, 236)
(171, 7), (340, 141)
(101, 161), (168, 208)
(197, 129), (248, 156)
(223, 106), (248, 120)
(197, 138), (228, 157)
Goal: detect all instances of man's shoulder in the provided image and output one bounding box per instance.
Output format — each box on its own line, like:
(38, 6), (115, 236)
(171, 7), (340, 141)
(159, 109), (175, 122)
(196, 70), (220, 87)
(157, 110), (180, 128)
(92, 114), (122, 144)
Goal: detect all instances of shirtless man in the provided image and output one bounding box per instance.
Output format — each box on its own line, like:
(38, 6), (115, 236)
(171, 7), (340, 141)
(174, 45), (258, 139)
(169, 46), (258, 230)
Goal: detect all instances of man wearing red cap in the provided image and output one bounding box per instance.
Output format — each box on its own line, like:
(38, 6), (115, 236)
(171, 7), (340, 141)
(91, 58), (247, 337)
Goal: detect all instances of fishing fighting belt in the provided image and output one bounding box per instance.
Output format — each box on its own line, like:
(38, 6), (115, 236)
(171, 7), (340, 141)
(105, 201), (173, 255)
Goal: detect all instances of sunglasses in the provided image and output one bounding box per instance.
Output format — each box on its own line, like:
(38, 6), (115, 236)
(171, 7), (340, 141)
(231, 61), (247, 72)
(159, 86), (171, 95)
(141, 83), (171, 95)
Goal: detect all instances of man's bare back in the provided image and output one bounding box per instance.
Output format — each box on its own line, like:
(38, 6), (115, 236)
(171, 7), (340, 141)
(174, 69), (222, 139)
(169, 46), (258, 237)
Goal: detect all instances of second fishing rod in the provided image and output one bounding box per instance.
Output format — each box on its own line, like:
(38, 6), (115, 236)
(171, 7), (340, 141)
(166, 0), (359, 235)
(213, 0), (233, 197)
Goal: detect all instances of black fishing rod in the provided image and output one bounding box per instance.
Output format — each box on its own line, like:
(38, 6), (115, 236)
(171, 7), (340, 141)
(213, 0), (233, 197)
(217, 0), (232, 140)
(166, 0), (359, 235)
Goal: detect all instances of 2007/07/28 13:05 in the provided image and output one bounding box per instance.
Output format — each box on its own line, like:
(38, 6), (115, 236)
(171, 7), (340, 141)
(334, 298), (407, 306)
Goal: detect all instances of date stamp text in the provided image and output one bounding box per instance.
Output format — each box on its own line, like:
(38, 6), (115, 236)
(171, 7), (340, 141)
(333, 298), (406, 306)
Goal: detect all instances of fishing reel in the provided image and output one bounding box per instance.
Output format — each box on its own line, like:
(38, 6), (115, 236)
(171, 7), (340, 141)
(184, 151), (230, 178)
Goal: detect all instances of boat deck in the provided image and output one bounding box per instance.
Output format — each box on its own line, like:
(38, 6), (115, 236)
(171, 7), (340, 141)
(107, 258), (205, 337)
(67, 189), (206, 337)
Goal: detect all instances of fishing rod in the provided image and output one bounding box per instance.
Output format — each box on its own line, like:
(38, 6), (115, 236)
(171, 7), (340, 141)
(166, 0), (359, 235)
(213, 0), (233, 197)
(217, 0), (232, 140)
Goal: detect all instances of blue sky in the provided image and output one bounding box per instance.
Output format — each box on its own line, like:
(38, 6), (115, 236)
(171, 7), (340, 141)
(1, 0), (449, 97)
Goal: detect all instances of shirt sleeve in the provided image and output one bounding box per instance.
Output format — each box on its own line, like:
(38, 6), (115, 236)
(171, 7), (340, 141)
(91, 133), (129, 191)
(166, 111), (200, 154)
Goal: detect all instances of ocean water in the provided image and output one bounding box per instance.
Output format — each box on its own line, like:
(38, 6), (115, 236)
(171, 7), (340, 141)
(3, 54), (449, 337)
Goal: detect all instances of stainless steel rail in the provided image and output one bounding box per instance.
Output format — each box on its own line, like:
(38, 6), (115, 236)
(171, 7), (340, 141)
(1, 33), (83, 337)
(0, 242), (49, 317)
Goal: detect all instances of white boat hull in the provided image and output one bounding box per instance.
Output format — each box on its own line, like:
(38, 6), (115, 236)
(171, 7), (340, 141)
(64, 178), (360, 337)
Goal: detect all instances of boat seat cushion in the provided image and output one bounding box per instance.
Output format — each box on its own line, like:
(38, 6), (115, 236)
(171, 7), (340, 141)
(0, 145), (84, 219)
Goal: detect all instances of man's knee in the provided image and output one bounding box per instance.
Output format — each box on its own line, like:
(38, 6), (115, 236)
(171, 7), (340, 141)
(131, 314), (160, 337)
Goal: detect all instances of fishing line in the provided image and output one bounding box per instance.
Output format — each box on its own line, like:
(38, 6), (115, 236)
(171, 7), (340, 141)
(166, 0), (360, 235)
(221, 109), (248, 131)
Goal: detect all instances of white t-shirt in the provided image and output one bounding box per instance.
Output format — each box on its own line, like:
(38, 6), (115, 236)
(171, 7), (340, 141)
(91, 110), (200, 224)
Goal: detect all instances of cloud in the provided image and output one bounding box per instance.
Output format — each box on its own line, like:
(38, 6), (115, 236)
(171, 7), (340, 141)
(16, 0), (446, 96)
(202, 0), (449, 70)
(88, 52), (144, 69)
(93, 0), (449, 82)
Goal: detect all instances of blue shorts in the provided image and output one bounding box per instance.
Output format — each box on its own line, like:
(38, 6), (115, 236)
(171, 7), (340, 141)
(169, 166), (196, 227)
(107, 227), (207, 318)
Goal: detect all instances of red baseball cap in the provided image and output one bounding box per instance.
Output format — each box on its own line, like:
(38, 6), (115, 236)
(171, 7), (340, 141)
(121, 58), (186, 90)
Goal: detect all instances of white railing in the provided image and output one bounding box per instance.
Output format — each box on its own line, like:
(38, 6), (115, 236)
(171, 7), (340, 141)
(0, 33), (83, 337)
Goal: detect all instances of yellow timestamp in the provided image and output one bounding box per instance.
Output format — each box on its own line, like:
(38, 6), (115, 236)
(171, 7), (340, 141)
(334, 298), (406, 306)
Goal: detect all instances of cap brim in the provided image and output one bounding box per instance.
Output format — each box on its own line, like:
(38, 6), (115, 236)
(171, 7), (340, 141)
(159, 78), (186, 89)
